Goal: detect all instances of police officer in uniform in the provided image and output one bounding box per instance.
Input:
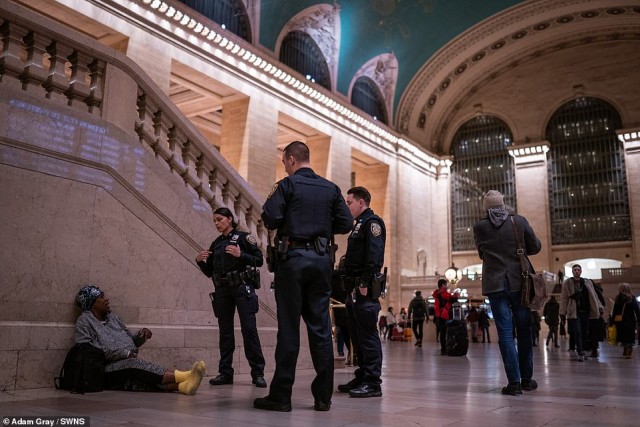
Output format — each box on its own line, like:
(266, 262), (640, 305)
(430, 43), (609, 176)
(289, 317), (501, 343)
(337, 187), (386, 398)
(196, 207), (267, 388)
(254, 141), (352, 412)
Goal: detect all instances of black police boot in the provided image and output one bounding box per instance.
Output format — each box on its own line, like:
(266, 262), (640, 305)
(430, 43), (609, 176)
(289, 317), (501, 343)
(209, 374), (233, 386)
(337, 377), (361, 393)
(253, 396), (292, 412)
(313, 401), (331, 411)
(252, 376), (267, 388)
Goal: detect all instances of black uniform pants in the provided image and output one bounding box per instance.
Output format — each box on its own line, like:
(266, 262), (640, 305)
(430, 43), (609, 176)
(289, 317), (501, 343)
(269, 249), (334, 404)
(346, 293), (382, 386)
(213, 284), (265, 378)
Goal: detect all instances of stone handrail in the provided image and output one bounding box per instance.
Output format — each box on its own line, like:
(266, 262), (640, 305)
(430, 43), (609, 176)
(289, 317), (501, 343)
(0, 1), (267, 245)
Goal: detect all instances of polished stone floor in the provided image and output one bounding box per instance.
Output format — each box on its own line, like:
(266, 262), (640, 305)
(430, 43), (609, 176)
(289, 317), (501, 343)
(1, 337), (639, 427)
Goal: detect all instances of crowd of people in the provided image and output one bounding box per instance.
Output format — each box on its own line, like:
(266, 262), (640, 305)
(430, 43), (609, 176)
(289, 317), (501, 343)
(69, 156), (639, 410)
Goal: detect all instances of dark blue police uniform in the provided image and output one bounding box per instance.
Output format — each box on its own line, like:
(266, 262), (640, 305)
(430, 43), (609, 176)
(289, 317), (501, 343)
(342, 208), (385, 395)
(261, 167), (352, 406)
(197, 229), (265, 381)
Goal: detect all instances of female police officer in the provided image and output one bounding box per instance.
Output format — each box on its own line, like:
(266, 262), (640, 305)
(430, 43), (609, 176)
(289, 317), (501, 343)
(196, 207), (267, 388)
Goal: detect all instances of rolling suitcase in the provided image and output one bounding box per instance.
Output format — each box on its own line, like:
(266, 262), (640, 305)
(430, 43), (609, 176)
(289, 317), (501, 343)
(391, 324), (404, 341)
(446, 304), (468, 356)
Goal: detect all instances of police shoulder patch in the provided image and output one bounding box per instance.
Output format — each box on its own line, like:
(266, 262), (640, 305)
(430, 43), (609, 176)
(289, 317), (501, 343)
(370, 222), (382, 237)
(267, 183), (278, 199)
(246, 234), (257, 245)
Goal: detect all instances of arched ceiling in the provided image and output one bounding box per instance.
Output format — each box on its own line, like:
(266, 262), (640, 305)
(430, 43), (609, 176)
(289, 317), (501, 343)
(259, 0), (524, 115)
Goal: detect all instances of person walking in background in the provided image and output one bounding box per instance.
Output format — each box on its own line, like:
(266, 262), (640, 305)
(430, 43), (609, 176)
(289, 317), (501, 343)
(196, 207), (266, 388)
(559, 264), (604, 362)
(612, 283), (640, 358)
(337, 186), (386, 398)
(408, 291), (428, 347)
(543, 296), (560, 348)
(473, 190), (542, 396)
(385, 307), (396, 341)
(256, 141), (352, 412)
(432, 278), (460, 355)
(466, 306), (480, 343)
(478, 308), (491, 343)
(531, 311), (541, 347)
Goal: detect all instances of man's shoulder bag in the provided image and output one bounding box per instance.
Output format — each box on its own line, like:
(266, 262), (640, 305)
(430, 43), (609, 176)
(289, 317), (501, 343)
(510, 216), (547, 311)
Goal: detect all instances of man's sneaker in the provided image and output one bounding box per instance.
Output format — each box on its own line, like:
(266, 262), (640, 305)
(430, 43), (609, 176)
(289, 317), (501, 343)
(576, 353), (585, 362)
(521, 379), (538, 391)
(348, 384), (382, 398)
(501, 382), (522, 396)
(337, 378), (361, 393)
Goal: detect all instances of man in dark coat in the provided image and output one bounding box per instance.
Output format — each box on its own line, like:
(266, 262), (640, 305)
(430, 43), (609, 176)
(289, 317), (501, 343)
(408, 291), (428, 347)
(473, 190), (541, 396)
(543, 296), (560, 347)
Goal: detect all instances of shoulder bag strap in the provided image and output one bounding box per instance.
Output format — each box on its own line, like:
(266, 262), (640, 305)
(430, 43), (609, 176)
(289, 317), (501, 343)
(510, 215), (529, 276)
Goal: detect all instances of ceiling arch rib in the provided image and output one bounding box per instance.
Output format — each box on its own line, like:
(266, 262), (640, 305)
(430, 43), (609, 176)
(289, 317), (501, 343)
(396, 0), (640, 154)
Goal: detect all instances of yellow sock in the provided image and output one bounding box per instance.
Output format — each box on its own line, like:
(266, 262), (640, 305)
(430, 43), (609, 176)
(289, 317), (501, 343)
(174, 368), (191, 383)
(178, 361), (206, 396)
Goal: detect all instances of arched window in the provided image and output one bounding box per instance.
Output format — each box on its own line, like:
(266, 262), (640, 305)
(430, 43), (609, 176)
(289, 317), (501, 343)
(546, 97), (630, 244)
(450, 116), (515, 251)
(351, 76), (388, 124)
(178, 0), (251, 42)
(279, 31), (331, 90)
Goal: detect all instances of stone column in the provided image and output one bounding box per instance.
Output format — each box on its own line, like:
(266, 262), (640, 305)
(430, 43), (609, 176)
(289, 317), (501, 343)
(620, 132), (640, 263)
(510, 143), (552, 272)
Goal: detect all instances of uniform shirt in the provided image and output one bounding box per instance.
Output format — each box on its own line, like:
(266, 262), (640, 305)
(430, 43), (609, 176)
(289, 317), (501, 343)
(261, 167), (352, 240)
(343, 208), (385, 282)
(197, 229), (263, 278)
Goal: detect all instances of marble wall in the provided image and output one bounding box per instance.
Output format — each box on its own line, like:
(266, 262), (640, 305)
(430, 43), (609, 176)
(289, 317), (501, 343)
(0, 86), (281, 390)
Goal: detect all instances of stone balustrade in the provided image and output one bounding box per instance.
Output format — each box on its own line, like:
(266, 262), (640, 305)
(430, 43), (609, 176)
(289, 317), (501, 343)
(0, 1), (267, 246)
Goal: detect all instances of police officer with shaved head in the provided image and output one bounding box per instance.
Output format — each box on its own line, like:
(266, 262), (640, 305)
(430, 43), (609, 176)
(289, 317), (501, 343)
(337, 186), (386, 398)
(255, 141), (353, 412)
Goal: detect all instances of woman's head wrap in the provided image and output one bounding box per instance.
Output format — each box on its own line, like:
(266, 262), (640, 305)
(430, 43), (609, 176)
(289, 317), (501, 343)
(76, 285), (103, 311)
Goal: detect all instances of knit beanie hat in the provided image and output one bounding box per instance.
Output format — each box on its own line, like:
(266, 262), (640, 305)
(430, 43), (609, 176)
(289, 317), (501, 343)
(482, 190), (504, 211)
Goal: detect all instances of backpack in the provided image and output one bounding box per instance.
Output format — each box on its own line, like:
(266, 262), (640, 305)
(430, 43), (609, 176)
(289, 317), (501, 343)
(54, 342), (106, 393)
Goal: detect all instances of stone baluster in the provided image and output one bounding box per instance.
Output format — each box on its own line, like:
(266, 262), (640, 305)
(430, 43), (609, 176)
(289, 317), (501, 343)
(234, 194), (251, 232)
(183, 140), (202, 190)
(152, 110), (174, 165)
(65, 49), (92, 110)
(20, 30), (48, 97)
(135, 92), (159, 152)
(222, 181), (240, 210)
(167, 126), (188, 177)
(195, 156), (214, 202)
(0, 21), (28, 90)
(87, 59), (104, 115)
(210, 171), (228, 210)
(44, 40), (73, 104)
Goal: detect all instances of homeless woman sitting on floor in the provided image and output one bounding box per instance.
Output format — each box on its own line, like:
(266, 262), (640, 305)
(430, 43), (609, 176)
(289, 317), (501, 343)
(74, 285), (205, 395)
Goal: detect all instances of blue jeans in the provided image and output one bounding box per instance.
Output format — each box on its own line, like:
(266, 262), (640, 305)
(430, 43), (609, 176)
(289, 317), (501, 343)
(488, 287), (533, 384)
